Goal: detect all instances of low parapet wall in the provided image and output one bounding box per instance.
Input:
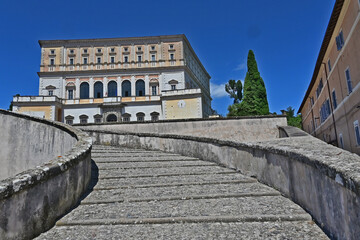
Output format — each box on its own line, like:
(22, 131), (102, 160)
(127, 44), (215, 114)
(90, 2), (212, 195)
(85, 127), (360, 240)
(77, 115), (287, 143)
(0, 110), (92, 240)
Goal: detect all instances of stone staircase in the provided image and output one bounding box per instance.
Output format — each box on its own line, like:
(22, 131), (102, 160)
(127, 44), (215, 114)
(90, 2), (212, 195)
(36, 145), (328, 239)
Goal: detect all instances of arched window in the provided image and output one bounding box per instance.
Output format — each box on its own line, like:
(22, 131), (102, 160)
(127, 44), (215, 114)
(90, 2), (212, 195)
(136, 112), (145, 122)
(136, 80), (145, 96)
(122, 113), (131, 122)
(150, 111), (159, 121)
(122, 80), (131, 97)
(106, 114), (117, 122)
(80, 82), (89, 99)
(94, 82), (103, 98)
(79, 114), (88, 124)
(108, 81), (117, 97)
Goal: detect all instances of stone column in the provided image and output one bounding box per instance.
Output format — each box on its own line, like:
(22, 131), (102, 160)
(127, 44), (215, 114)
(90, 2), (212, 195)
(131, 75), (136, 96)
(89, 78), (94, 98)
(117, 76), (122, 97)
(145, 75), (150, 96)
(75, 78), (80, 99)
(103, 77), (108, 97)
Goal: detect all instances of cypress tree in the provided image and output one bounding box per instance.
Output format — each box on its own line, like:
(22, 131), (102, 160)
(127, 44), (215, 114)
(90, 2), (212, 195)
(237, 50), (269, 116)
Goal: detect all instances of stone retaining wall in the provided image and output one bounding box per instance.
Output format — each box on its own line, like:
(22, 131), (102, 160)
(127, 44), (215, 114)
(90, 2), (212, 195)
(0, 110), (92, 240)
(77, 115), (287, 143)
(85, 128), (360, 240)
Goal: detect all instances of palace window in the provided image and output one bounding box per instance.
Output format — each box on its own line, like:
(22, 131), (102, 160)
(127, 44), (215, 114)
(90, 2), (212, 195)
(111, 56), (115, 63)
(138, 55), (142, 62)
(332, 90), (337, 109)
(151, 46), (155, 50)
(320, 99), (331, 123)
(151, 54), (156, 61)
(152, 85), (157, 95)
(122, 80), (131, 97)
(336, 31), (345, 51)
(171, 84), (176, 90)
(48, 90), (53, 96)
(66, 119), (73, 125)
(122, 113), (131, 122)
(124, 56), (128, 63)
(150, 112), (159, 121)
(170, 53), (174, 60)
(97, 57), (101, 64)
(94, 82), (103, 98)
(106, 114), (117, 122)
(97, 48), (102, 53)
(108, 81), (117, 97)
(83, 49), (88, 53)
(79, 115), (88, 124)
(345, 68), (352, 93)
(124, 47), (128, 51)
(169, 44), (174, 49)
(68, 89), (73, 100)
(70, 49), (74, 54)
(50, 58), (55, 65)
(316, 79), (323, 98)
(137, 47), (142, 51)
(136, 80), (145, 96)
(355, 120), (360, 146)
(69, 58), (74, 65)
(136, 112), (145, 122)
(80, 82), (89, 99)
(111, 48), (115, 52)
(50, 49), (55, 54)
(83, 57), (88, 64)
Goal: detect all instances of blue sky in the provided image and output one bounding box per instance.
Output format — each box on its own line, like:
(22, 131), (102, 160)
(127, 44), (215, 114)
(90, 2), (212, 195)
(0, 0), (334, 116)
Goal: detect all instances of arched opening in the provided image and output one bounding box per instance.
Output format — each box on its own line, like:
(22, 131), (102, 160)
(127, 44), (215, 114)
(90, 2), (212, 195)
(122, 80), (131, 97)
(106, 114), (117, 122)
(136, 80), (145, 96)
(80, 82), (89, 99)
(108, 81), (117, 97)
(94, 82), (103, 98)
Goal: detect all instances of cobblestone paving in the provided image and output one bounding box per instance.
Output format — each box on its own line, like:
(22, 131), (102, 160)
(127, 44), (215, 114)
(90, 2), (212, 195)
(36, 145), (328, 239)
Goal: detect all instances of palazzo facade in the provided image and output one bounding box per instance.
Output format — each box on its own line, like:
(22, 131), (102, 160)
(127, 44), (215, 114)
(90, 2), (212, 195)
(299, 0), (360, 155)
(12, 34), (211, 124)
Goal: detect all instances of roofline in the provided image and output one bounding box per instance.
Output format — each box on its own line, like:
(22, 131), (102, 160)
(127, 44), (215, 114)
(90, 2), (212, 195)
(298, 0), (345, 113)
(38, 34), (186, 46)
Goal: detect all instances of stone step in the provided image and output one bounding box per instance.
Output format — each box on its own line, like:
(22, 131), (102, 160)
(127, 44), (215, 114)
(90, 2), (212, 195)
(93, 157), (200, 163)
(85, 182), (276, 202)
(56, 196), (307, 221)
(95, 160), (216, 169)
(36, 221), (328, 240)
(96, 166), (234, 178)
(91, 153), (182, 157)
(93, 173), (255, 188)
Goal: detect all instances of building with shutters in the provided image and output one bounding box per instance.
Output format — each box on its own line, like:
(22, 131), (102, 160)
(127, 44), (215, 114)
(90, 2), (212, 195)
(12, 34), (211, 124)
(299, 0), (360, 155)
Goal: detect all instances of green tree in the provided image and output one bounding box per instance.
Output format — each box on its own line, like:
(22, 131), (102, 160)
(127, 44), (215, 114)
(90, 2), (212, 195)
(237, 50), (269, 116)
(285, 106), (302, 129)
(225, 79), (242, 104)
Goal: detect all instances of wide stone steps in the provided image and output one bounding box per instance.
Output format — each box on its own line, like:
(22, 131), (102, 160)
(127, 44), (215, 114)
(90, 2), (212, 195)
(36, 145), (328, 239)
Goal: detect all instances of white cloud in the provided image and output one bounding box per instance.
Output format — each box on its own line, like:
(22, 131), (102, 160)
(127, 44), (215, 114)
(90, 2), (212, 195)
(234, 63), (246, 71)
(210, 83), (228, 98)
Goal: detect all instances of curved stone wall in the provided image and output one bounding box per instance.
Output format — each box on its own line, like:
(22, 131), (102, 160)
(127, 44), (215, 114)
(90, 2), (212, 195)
(77, 115), (287, 143)
(0, 110), (92, 240)
(85, 128), (360, 240)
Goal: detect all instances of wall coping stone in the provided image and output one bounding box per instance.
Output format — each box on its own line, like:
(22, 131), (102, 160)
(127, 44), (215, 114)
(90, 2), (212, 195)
(74, 115), (286, 126)
(84, 128), (360, 196)
(0, 109), (92, 200)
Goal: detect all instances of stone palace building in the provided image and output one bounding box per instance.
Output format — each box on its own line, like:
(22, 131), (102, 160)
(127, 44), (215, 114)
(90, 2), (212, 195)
(12, 34), (211, 124)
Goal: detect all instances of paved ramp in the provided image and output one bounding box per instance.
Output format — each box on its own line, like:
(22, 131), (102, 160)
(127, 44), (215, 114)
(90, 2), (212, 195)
(37, 145), (328, 239)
